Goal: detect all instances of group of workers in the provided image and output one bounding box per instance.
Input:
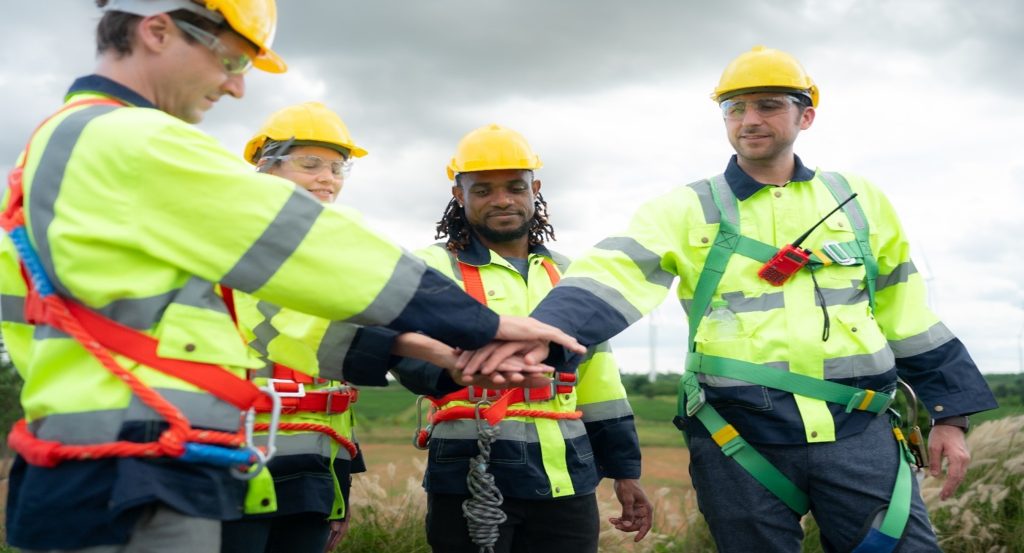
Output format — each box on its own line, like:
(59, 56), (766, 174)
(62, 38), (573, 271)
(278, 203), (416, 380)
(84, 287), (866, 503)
(0, 1), (997, 553)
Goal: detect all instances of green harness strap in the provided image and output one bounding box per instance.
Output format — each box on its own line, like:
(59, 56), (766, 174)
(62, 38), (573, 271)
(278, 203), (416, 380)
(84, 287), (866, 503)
(678, 172), (912, 543)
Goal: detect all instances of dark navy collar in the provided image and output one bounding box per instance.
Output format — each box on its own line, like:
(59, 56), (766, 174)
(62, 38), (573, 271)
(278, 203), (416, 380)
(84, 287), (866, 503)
(66, 75), (156, 109)
(455, 232), (553, 266)
(723, 154), (816, 201)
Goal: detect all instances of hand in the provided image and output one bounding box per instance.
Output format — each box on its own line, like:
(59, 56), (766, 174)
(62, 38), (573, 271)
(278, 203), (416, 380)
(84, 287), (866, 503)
(928, 424), (971, 500)
(609, 478), (653, 541)
(324, 518), (349, 552)
(456, 340), (560, 381)
(456, 369), (554, 390)
(493, 316), (586, 360)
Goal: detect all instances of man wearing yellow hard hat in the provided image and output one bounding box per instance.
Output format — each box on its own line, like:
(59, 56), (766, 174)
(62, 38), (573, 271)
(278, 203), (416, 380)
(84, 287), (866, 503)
(467, 46), (998, 552)
(0, 2), (584, 551)
(351, 124), (652, 553)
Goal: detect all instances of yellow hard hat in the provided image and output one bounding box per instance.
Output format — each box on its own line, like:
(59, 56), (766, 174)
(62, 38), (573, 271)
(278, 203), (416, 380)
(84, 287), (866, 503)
(712, 45), (818, 107)
(101, 0), (286, 73)
(243, 102), (368, 164)
(447, 124), (542, 181)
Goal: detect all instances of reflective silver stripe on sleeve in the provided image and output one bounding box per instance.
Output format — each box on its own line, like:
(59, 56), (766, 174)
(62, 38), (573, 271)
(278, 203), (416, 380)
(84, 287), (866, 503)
(316, 321), (359, 380)
(578, 398), (634, 423)
(687, 179), (719, 224)
(876, 261), (918, 292)
(557, 276), (643, 326)
(1, 294), (26, 324)
(888, 322), (955, 358)
(430, 418), (587, 441)
(345, 251), (426, 326)
(29, 388), (241, 444)
(593, 237), (674, 289)
(822, 348), (896, 380)
(248, 301), (282, 357)
(220, 188), (324, 293)
(253, 432), (339, 459)
(28, 105), (121, 297)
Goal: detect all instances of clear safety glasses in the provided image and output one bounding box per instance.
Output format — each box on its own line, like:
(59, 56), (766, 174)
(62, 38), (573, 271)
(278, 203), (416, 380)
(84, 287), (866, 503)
(720, 96), (801, 121)
(276, 155), (352, 179)
(172, 19), (253, 75)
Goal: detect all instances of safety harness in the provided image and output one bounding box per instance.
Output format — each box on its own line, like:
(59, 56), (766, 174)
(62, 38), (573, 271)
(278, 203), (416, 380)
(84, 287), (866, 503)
(412, 257), (582, 553)
(2, 99), (281, 478)
(676, 173), (917, 552)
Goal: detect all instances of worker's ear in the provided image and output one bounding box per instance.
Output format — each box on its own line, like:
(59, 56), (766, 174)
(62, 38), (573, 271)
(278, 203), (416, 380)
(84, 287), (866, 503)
(136, 13), (175, 53)
(799, 106), (815, 131)
(452, 185), (465, 207)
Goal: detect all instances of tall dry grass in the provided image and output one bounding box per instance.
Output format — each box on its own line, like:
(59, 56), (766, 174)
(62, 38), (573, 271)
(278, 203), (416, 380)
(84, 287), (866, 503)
(339, 417), (1024, 552)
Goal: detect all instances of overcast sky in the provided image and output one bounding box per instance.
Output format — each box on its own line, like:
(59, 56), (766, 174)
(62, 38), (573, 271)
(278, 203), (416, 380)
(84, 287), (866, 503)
(2, 1), (1022, 374)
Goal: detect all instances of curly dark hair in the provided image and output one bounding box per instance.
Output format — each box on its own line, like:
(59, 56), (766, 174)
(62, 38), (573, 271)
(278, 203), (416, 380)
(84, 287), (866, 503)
(434, 190), (556, 253)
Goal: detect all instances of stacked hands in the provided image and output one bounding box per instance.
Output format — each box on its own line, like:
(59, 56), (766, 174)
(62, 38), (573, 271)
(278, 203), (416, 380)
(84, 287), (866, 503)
(393, 316), (654, 541)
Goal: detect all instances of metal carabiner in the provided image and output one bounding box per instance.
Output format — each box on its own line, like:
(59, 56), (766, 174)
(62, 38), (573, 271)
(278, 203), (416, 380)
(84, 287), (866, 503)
(896, 378), (929, 470)
(229, 382), (284, 480)
(412, 395), (434, 450)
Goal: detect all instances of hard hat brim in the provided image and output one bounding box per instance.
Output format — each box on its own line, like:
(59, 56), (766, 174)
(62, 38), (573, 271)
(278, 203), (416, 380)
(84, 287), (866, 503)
(253, 48), (287, 73)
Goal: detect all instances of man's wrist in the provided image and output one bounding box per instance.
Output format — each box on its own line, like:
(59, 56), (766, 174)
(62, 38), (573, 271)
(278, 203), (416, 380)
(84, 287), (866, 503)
(932, 415), (970, 433)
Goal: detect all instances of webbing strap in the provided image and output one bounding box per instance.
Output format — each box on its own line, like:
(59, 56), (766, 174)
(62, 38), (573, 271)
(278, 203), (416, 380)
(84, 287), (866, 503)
(820, 172), (877, 312)
(678, 371), (810, 513)
(687, 176), (740, 346)
(691, 353), (894, 414)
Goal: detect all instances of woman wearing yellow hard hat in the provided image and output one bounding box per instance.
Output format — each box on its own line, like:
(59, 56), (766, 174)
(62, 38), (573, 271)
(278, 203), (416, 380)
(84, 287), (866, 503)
(220, 102), (369, 553)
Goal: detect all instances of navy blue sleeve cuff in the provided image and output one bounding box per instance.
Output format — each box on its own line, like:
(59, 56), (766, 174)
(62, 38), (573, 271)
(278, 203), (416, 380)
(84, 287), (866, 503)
(341, 327), (399, 386)
(390, 266), (499, 350)
(584, 416), (642, 480)
(531, 286), (632, 349)
(896, 338), (998, 418)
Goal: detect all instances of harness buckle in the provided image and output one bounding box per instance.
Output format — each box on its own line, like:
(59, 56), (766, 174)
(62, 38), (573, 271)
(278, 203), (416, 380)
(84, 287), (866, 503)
(467, 386), (500, 403)
(266, 378), (305, 398)
(324, 386), (353, 415)
(822, 240), (857, 266)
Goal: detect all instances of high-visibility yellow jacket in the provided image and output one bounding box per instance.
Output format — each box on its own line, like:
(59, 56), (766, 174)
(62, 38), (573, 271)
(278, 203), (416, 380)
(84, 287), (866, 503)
(234, 291), (365, 520)
(383, 237), (641, 499)
(0, 75), (500, 550)
(531, 155), (995, 445)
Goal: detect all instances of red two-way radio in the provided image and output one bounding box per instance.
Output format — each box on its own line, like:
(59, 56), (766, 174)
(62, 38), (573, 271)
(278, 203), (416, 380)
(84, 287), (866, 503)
(757, 193), (858, 286)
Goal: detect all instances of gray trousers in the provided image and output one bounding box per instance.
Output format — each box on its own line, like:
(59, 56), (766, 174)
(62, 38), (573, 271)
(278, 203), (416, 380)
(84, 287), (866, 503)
(21, 505), (220, 553)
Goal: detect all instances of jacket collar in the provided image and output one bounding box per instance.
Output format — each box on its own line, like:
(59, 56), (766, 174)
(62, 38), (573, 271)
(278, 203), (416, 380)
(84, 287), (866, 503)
(66, 75), (156, 109)
(723, 154), (816, 201)
(453, 232), (552, 266)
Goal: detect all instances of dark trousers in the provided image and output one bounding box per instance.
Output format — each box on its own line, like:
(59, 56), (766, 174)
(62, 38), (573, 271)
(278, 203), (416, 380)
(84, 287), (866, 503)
(426, 492), (599, 553)
(220, 513), (330, 553)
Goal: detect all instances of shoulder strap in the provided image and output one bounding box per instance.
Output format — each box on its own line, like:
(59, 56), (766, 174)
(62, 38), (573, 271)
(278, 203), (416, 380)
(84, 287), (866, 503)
(818, 172), (877, 312)
(688, 175), (741, 347)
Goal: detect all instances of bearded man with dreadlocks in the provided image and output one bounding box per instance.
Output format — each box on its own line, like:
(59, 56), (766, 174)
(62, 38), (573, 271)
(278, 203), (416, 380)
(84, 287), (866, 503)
(348, 124), (652, 553)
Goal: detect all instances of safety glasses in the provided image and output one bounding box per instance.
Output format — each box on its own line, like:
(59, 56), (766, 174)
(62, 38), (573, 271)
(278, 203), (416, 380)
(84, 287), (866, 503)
(172, 19), (253, 75)
(276, 155), (352, 179)
(720, 96), (801, 121)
